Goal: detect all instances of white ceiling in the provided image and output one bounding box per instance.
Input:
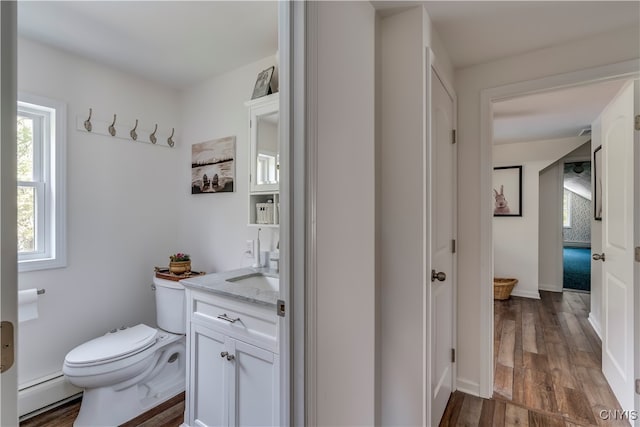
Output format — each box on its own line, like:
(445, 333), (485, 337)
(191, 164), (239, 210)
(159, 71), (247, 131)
(18, 1), (278, 89)
(564, 162), (592, 201)
(18, 1), (638, 143)
(493, 79), (628, 144)
(375, 1), (640, 69)
(372, 1), (639, 145)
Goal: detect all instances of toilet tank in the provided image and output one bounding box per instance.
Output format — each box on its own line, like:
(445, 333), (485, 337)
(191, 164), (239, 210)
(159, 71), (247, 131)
(153, 277), (186, 334)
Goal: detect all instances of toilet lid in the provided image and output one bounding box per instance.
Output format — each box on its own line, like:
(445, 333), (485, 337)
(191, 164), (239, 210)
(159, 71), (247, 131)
(65, 324), (158, 365)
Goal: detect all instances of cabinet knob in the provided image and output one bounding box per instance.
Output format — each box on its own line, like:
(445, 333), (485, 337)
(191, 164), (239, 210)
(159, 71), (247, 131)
(220, 351), (235, 361)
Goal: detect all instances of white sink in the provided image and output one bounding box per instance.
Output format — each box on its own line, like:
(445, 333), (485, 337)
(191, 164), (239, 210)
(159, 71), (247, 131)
(226, 273), (279, 292)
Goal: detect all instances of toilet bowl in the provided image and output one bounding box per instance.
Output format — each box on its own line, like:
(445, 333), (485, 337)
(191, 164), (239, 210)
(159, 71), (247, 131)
(63, 277), (186, 426)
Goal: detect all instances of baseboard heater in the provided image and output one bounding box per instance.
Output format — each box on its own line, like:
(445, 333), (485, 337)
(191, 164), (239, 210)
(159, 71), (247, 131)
(18, 372), (82, 419)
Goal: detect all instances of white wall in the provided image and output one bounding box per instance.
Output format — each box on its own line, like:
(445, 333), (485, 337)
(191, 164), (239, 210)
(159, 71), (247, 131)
(314, 2), (376, 425)
(17, 38), (181, 391)
(455, 25), (640, 393)
(379, 8), (424, 425)
(377, 5), (454, 425)
(539, 162), (563, 292)
(177, 55), (279, 273)
(493, 136), (589, 299)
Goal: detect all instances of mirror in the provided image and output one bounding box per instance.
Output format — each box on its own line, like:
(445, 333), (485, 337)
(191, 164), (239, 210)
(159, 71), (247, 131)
(253, 110), (279, 189)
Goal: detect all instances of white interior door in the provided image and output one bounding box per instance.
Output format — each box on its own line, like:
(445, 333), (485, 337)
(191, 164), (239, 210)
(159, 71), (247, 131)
(429, 67), (456, 426)
(599, 79), (636, 413)
(0, 2), (19, 425)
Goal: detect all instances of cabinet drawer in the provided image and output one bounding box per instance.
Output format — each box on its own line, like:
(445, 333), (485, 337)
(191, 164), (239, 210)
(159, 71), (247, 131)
(190, 291), (278, 350)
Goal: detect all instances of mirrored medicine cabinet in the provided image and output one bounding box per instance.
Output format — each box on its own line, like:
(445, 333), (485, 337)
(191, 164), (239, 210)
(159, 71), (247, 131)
(245, 93), (279, 226)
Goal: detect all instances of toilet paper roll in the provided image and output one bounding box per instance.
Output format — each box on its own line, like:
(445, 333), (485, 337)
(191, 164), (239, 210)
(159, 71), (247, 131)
(19, 289), (39, 322)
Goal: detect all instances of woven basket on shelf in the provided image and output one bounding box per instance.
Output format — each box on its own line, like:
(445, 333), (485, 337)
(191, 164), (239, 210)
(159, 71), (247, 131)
(494, 278), (518, 300)
(256, 203), (275, 224)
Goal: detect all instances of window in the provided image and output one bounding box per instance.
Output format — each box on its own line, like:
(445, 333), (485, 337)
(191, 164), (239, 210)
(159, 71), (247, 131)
(257, 153), (278, 185)
(563, 190), (571, 228)
(17, 94), (66, 272)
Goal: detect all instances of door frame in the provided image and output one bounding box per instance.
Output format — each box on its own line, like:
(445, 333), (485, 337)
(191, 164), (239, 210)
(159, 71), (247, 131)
(425, 47), (458, 425)
(559, 154), (593, 292)
(634, 80), (640, 424)
(279, 1), (308, 425)
(0, 1), (19, 424)
(478, 59), (640, 398)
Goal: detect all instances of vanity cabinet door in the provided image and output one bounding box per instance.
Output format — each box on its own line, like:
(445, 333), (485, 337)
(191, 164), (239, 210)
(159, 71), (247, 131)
(190, 323), (228, 427)
(227, 338), (280, 427)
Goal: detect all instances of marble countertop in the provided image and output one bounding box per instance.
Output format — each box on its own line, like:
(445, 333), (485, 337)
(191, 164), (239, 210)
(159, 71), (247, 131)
(180, 267), (279, 307)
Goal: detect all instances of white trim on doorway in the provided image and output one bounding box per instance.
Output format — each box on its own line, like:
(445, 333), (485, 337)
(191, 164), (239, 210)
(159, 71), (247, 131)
(285, 1), (308, 425)
(478, 59), (640, 399)
(0, 1), (19, 424)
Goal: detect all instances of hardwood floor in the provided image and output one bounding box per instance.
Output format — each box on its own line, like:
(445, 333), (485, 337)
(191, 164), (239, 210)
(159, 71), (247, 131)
(441, 291), (629, 427)
(20, 392), (185, 427)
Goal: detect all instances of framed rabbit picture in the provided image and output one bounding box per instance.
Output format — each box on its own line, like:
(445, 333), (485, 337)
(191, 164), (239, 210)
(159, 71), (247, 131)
(493, 166), (523, 217)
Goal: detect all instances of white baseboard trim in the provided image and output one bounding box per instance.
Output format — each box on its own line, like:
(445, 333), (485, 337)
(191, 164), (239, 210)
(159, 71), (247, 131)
(588, 312), (602, 340)
(456, 377), (480, 396)
(538, 284), (562, 293)
(510, 289), (541, 299)
(19, 372), (82, 418)
(563, 241), (591, 248)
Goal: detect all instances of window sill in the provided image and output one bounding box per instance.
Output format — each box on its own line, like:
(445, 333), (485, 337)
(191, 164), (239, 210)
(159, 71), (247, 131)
(19, 257), (66, 273)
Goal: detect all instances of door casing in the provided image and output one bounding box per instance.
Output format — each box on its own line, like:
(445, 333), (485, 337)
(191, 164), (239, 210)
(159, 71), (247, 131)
(478, 59), (640, 399)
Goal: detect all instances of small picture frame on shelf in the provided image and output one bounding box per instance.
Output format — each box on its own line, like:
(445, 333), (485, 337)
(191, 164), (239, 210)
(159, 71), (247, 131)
(251, 66), (275, 99)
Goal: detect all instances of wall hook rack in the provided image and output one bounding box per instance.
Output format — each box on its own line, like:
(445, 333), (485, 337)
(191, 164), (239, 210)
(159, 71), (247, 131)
(76, 109), (176, 148)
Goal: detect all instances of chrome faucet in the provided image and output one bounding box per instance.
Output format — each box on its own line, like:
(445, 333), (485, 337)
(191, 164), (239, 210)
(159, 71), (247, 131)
(252, 228), (262, 268)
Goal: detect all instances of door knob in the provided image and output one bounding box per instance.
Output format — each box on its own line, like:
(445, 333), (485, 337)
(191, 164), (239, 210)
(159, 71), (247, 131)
(592, 253), (606, 262)
(431, 270), (446, 282)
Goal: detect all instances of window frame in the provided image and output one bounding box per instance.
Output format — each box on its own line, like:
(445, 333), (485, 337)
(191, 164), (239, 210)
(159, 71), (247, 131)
(563, 189), (572, 229)
(17, 93), (67, 272)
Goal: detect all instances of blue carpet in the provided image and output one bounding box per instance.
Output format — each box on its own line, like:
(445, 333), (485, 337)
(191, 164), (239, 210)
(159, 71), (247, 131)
(563, 247), (591, 291)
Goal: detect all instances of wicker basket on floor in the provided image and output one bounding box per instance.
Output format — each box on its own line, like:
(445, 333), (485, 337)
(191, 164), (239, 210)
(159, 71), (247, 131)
(494, 278), (518, 300)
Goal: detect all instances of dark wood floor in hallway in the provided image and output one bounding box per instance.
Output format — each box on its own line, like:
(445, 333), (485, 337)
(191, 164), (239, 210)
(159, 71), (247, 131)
(440, 291), (628, 427)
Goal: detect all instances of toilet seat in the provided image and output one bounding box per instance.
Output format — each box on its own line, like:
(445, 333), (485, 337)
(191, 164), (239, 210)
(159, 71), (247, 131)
(65, 324), (158, 367)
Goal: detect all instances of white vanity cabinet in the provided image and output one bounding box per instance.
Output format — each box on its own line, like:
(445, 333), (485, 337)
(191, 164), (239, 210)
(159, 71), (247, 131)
(184, 288), (279, 427)
(245, 93), (279, 227)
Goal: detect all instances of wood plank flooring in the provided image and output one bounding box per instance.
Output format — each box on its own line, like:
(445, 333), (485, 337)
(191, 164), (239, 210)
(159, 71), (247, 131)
(441, 291), (629, 427)
(20, 392), (184, 427)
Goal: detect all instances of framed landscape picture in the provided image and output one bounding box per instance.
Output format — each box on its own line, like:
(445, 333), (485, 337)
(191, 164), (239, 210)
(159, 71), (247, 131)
(191, 136), (236, 194)
(493, 166), (523, 217)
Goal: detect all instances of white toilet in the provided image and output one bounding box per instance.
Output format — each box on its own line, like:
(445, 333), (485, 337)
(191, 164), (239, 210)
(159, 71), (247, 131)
(63, 277), (186, 426)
